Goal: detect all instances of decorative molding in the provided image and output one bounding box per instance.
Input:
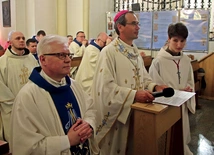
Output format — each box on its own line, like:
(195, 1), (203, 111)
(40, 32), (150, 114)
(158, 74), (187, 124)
(2, 0), (11, 27)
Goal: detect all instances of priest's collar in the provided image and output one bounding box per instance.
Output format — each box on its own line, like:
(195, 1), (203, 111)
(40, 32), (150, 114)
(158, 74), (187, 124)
(8, 46), (30, 56)
(90, 39), (102, 51)
(40, 70), (66, 87)
(118, 37), (134, 48)
(29, 67), (71, 92)
(166, 47), (181, 56)
(73, 38), (82, 47)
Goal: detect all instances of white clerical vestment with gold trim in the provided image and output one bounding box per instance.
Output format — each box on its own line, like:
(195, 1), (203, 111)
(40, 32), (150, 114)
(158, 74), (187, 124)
(0, 49), (38, 142)
(91, 38), (156, 155)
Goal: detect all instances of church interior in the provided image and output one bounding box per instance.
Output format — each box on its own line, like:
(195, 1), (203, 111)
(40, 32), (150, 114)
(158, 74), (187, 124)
(0, 0), (214, 154)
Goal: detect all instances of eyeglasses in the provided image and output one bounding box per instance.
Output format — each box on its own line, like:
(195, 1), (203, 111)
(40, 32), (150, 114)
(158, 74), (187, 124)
(43, 53), (73, 60)
(126, 22), (141, 26)
(99, 39), (106, 45)
(78, 36), (86, 38)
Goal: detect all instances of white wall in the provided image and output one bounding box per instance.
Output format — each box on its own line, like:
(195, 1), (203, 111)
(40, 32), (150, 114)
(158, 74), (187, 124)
(0, 0), (57, 47)
(25, 0), (36, 38)
(89, 0), (114, 39)
(67, 0), (84, 38)
(34, 0), (57, 37)
(15, 0), (26, 33)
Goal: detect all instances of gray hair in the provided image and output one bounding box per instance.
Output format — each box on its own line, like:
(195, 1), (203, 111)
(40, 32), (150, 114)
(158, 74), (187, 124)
(37, 35), (68, 57)
(8, 30), (15, 41)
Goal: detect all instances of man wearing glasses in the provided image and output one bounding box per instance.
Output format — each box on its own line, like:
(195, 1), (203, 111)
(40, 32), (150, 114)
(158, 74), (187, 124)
(91, 10), (166, 155)
(10, 35), (98, 155)
(69, 31), (88, 57)
(69, 31), (88, 79)
(75, 32), (112, 95)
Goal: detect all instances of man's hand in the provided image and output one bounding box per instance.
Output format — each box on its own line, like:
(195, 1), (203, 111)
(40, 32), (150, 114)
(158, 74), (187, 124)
(73, 119), (93, 143)
(154, 85), (168, 92)
(182, 86), (193, 92)
(134, 90), (155, 103)
(67, 120), (83, 146)
(140, 51), (146, 58)
(67, 119), (93, 146)
(82, 40), (88, 46)
(106, 37), (112, 45)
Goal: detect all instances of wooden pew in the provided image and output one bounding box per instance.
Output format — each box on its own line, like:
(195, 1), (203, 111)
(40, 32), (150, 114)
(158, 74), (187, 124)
(143, 56), (153, 71)
(70, 56), (152, 67)
(70, 55), (152, 69)
(191, 60), (201, 108)
(70, 57), (82, 67)
(198, 53), (214, 100)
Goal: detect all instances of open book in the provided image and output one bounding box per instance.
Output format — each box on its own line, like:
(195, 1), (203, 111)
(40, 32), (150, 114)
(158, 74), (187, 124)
(153, 89), (195, 107)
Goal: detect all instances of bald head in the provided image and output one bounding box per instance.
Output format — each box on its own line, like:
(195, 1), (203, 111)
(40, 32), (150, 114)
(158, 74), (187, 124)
(97, 32), (108, 41)
(9, 31), (26, 52)
(96, 32), (111, 48)
(10, 31), (25, 40)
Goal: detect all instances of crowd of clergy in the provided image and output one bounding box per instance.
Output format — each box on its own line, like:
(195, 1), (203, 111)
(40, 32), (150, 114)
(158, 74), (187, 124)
(0, 10), (196, 155)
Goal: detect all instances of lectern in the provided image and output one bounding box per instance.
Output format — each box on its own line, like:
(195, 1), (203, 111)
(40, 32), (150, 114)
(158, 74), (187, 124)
(0, 140), (11, 155)
(131, 103), (183, 155)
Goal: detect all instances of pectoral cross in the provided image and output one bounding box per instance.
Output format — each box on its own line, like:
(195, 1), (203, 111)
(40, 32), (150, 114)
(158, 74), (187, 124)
(177, 71), (181, 84)
(173, 60), (181, 84)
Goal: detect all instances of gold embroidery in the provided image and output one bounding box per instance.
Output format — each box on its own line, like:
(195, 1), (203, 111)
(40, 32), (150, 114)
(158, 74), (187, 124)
(115, 39), (143, 90)
(19, 66), (29, 85)
(130, 67), (143, 90)
(96, 112), (110, 135)
(66, 102), (77, 123)
(115, 39), (138, 60)
(65, 102), (72, 109)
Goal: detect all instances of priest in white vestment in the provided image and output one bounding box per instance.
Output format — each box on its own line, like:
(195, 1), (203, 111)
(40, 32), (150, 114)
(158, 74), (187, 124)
(75, 32), (111, 95)
(69, 31), (88, 79)
(149, 23), (195, 155)
(91, 10), (166, 155)
(0, 31), (38, 142)
(10, 35), (98, 155)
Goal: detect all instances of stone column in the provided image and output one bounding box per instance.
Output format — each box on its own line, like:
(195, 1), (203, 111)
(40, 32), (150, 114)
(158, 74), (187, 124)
(83, 0), (89, 38)
(57, 0), (67, 36)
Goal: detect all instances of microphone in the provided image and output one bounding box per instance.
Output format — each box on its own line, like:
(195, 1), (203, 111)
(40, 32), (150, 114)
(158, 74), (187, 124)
(152, 87), (174, 98)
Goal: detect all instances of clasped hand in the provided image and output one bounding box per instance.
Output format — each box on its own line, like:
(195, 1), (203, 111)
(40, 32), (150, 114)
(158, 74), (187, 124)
(67, 118), (93, 146)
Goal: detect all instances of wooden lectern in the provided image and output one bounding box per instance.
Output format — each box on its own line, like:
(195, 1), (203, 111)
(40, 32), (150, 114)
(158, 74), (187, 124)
(131, 103), (183, 155)
(0, 140), (11, 155)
